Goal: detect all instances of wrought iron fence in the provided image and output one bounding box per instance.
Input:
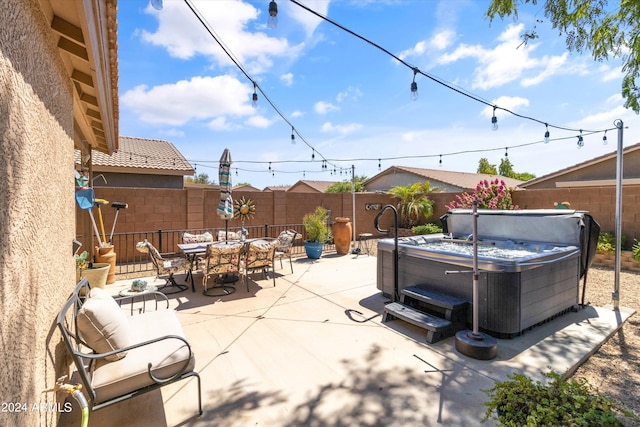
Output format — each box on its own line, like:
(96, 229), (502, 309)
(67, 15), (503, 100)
(95, 223), (336, 276)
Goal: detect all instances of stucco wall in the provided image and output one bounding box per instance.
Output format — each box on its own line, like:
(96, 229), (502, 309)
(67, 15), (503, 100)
(0, 1), (76, 426)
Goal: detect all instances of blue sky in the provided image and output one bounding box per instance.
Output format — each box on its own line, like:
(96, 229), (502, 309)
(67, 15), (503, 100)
(117, 0), (637, 188)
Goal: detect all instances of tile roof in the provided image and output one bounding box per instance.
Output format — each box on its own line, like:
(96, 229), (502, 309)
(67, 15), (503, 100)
(364, 165), (523, 190)
(519, 141), (640, 188)
(263, 185), (290, 191)
(289, 180), (338, 192)
(76, 136), (194, 175)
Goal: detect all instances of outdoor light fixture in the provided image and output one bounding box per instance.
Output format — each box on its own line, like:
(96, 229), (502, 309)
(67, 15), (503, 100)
(410, 68), (419, 101)
(504, 147), (508, 158)
(291, 126), (296, 144)
(150, 0), (163, 11)
(439, 155), (442, 167)
(378, 159), (381, 171)
(252, 83), (258, 108)
(268, 1), (278, 29)
(602, 130), (608, 145)
(491, 107), (498, 131)
(544, 124), (550, 143)
(577, 131), (584, 148)
(311, 149), (315, 161)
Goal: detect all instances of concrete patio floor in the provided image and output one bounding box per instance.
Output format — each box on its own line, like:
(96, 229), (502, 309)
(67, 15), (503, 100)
(59, 253), (634, 427)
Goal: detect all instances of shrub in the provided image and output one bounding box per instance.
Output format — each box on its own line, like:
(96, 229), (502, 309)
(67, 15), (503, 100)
(597, 232), (628, 254)
(411, 223), (443, 235)
(303, 206), (331, 243)
(633, 239), (640, 262)
(482, 370), (635, 426)
(446, 179), (518, 210)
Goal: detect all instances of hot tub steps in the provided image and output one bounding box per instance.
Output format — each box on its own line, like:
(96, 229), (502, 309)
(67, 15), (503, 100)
(401, 286), (469, 322)
(383, 302), (452, 344)
(382, 286), (470, 343)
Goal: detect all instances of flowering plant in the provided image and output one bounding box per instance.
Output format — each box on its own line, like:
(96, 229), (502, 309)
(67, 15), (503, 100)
(446, 179), (519, 210)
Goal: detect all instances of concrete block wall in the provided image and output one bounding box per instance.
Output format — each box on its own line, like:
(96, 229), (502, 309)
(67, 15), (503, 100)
(76, 185), (640, 261)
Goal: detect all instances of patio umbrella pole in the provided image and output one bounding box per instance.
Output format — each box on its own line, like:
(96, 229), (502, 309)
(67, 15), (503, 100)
(453, 201), (498, 360)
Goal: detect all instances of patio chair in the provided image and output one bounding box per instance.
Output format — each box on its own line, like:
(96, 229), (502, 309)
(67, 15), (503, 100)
(274, 229), (299, 274)
(136, 239), (189, 294)
(198, 241), (244, 297)
(182, 231), (213, 244)
(244, 239), (278, 291)
(217, 230), (242, 241)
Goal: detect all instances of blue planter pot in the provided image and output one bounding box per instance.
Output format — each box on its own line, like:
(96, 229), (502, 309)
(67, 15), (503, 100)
(304, 241), (324, 259)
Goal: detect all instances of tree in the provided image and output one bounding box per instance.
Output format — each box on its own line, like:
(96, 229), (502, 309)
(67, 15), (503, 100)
(387, 181), (436, 228)
(499, 158), (536, 181)
(185, 173), (215, 185)
(477, 157), (498, 175)
(325, 175), (367, 193)
(486, 0), (640, 113)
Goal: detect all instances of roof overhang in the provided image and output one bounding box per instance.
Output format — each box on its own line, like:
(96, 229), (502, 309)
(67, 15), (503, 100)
(42, 0), (119, 154)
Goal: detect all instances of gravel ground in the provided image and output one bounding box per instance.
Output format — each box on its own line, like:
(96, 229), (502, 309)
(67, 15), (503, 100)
(573, 266), (640, 425)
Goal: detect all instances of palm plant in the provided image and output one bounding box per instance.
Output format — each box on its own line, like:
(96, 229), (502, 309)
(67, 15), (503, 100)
(387, 181), (436, 228)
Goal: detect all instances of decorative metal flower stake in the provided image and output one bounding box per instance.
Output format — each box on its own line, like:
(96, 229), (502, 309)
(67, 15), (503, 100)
(234, 197), (255, 240)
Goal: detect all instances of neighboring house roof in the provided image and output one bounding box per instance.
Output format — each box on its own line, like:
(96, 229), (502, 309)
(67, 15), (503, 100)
(363, 165), (523, 192)
(287, 180), (338, 193)
(47, 0), (119, 154)
(76, 136), (194, 176)
(233, 184), (261, 191)
(263, 185), (290, 192)
(520, 141), (640, 189)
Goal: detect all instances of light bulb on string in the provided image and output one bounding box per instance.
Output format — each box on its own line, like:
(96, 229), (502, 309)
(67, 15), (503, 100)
(268, 162), (271, 172)
(491, 107), (498, 131)
(303, 170), (306, 178)
(251, 82), (258, 108)
(291, 127), (296, 144)
(235, 168), (238, 176)
(504, 147), (508, 158)
(311, 149), (315, 161)
(410, 68), (419, 101)
(577, 131), (584, 148)
(268, 1), (278, 29)
(544, 124), (550, 143)
(439, 155), (442, 167)
(602, 130), (608, 145)
(378, 159), (381, 171)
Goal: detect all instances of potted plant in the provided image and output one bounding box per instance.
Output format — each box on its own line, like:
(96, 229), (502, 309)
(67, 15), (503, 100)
(482, 370), (636, 426)
(75, 250), (110, 289)
(303, 206), (331, 259)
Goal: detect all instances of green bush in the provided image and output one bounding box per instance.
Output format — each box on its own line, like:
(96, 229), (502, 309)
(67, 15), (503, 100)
(411, 223), (443, 235)
(482, 370), (636, 426)
(633, 239), (640, 262)
(597, 232), (627, 253)
(303, 206), (331, 243)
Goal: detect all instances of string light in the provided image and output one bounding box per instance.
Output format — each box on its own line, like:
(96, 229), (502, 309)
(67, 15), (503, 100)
(268, 1), (278, 29)
(602, 130), (608, 145)
(291, 127), (296, 144)
(378, 159), (381, 171)
(311, 149), (315, 161)
(577, 130), (584, 148)
(504, 147), (508, 158)
(251, 82), (258, 108)
(410, 68), (419, 101)
(544, 124), (550, 143)
(491, 107), (498, 131)
(439, 155), (442, 167)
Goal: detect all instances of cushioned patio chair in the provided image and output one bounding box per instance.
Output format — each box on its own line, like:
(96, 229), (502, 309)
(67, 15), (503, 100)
(198, 241), (244, 296)
(182, 231), (214, 244)
(57, 279), (202, 419)
(274, 229), (299, 274)
(216, 230), (242, 241)
(244, 239), (278, 291)
(136, 239), (189, 294)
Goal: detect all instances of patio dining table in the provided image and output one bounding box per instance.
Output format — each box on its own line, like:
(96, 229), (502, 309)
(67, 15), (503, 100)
(178, 238), (275, 292)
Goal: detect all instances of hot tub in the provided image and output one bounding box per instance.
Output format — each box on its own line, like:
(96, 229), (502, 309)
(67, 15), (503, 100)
(376, 209), (599, 337)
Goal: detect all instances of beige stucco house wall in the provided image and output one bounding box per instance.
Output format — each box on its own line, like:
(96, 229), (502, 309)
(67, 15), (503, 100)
(0, 1), (117, 426)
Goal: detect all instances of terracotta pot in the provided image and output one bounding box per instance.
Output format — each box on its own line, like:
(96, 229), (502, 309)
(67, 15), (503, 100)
(95, 245), (117, 284)
(332, 217), (352, 255)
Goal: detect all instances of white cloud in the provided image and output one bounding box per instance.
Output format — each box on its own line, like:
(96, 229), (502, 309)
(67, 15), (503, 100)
(121, 75), (253, 126)
(598, 64), (623, 82)
(291, 109), (304, 118)
(314, 101), (339, 114)
(286, 0), (329, 38)
(398, 30), (455, 61)
(245, 115), (273, 128)
(321, 122), (363, 134)
(482, 96), (530, 119)
(437, 23), (575, 90)
(208, 117), (232, 131)
(336, 86), (362, 103)
(280, 72), (294, 87)
(141, 0), (304, 75)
